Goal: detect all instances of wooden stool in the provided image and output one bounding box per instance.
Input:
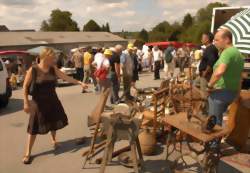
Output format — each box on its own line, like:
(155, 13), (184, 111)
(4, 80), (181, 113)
(100, 112), (144, 173)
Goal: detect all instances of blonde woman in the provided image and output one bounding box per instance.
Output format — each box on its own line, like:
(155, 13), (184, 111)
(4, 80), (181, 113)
(22, 48), (87, 164)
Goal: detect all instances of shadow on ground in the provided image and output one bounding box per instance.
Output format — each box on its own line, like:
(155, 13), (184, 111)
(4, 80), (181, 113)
(32, 137), (92, 161)
(0, 98), (23, 116)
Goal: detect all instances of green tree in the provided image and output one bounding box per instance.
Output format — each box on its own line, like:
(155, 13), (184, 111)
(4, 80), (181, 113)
(83, 19), (101, 31)
(40, 9), (79, 31)
(41, 21), (50, 31)
(105, 22), (110, 32)
(137, 28), (149, 42)
(152, 21), (171, 33)
(196, 2), (227, 22)
(178, 2), (228, 44)
(149, 31), (168, 42)
(149, 21), (176, 41)
(168, 22), (182, 41)
(101, 24), (105, 31)
(182, 13), (193, 28)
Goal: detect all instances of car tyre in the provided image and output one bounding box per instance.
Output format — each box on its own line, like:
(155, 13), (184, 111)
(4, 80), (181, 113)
(0, 95), (9, 108)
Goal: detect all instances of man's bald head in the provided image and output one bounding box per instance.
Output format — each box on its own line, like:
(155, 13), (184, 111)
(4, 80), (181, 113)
(114, 44), (123, 54)
(220, 29), (232, 43)
(214, 29), (233, 50)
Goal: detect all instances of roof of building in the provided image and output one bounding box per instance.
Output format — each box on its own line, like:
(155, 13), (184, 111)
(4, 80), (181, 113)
(0, 32), (126, 47)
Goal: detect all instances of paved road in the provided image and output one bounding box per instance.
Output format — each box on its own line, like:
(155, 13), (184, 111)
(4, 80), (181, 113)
(0, 72), (172, 173)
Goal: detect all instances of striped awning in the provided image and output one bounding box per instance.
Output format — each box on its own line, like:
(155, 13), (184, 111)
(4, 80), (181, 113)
(221, 8), (250, 54)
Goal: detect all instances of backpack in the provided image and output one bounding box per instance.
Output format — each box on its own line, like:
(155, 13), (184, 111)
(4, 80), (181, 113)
(164, 47), (174, 63)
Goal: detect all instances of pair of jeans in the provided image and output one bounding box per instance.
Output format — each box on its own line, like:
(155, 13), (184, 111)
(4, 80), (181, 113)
(123, 75), (132, 99)
(109, 72), (120, 104)
(208, 89), (237, 125)
(154, 61), (161, 79)
(75, 68), (83, 81)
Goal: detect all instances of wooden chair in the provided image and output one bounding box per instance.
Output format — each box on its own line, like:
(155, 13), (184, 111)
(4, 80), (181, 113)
(83, 88), (111, 168)
(87, 88), (111, 127)
(142, 88), (168, 136)
(159, 79), (169, 89)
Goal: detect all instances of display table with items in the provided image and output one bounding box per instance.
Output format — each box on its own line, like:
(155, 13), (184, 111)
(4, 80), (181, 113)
(164, 112), (230, 173)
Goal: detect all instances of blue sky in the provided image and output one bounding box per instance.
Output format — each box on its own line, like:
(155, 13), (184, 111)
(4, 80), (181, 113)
(0, 0), (249, 31)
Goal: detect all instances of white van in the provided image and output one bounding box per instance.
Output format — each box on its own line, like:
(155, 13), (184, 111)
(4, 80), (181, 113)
(0, 59), (12, 107)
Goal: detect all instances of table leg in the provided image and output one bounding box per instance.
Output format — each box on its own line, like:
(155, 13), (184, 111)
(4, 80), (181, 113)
(130, 142), (139, 173)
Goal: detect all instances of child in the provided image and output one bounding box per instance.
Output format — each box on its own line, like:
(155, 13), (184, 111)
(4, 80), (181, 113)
(10, 73), (18, 90)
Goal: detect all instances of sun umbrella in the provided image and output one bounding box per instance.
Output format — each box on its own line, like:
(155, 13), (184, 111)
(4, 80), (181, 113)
(27, 46), (62, 55)
(221, 8), (250, 54)
(0, 50), (29, 56)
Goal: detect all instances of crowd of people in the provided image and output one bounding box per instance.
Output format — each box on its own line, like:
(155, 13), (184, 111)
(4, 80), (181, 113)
(21, 28), (244, 165)
(70, 43), (140, 102)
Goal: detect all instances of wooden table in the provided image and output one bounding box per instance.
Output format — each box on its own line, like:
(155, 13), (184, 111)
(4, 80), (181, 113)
(164, 112), (230, 173)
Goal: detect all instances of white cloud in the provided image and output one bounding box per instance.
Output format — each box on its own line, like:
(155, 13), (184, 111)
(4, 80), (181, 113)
(103, 1), (128, 9)
(112, 10), (135, 17)
(0, 0), (249, 31)
(162, 8), (197, 23)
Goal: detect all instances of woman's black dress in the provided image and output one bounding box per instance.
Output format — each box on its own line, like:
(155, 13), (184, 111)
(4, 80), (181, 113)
(27, 66), (68, 135)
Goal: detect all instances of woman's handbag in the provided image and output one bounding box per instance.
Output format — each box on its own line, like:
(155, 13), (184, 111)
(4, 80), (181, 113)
(28, 67), (37, 96)
(94, 60), (108, 81)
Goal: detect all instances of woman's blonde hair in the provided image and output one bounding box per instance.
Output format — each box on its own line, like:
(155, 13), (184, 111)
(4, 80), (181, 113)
(39, 47), (55, 60)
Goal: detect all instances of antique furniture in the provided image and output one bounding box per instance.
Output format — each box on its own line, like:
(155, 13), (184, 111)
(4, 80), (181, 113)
(226, 90), (250, 152)
(100, 111), (144, 173)
(82, 89), (110, 168)
(142, 88), (168, 136)
(165, 112), (230, 173)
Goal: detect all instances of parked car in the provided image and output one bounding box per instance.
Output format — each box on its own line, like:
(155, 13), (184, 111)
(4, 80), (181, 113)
(0, 59), (12, 108)
(57, 67), (77, 84)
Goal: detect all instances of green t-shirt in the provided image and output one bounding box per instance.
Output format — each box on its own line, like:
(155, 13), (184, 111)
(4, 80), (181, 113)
(213, 46), (244, 91)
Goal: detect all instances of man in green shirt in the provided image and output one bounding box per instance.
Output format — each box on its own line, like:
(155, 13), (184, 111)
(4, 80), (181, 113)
(207, 29), (244, 125)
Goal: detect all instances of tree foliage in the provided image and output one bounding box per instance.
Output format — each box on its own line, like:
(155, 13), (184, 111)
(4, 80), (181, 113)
(83, 19), (101, 31)
(137, 29), (149, 42)
(83, 20), (111, 32)
(105, 23), (110, 32)
(182, 13), (193, 28)
(147, 2), (228, 43)
(179, 2), (227, 43)
(40, 9), (79, 31)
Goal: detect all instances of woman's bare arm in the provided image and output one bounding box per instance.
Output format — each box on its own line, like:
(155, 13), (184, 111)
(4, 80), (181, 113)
(23, 67), (32, 113)
(54, 66), (87, 87)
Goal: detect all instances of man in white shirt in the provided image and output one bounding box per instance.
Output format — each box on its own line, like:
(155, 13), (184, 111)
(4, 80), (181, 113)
(93, 51), (109, 69)
(153, 46), (163, 80)
(92, 48), (109, 92)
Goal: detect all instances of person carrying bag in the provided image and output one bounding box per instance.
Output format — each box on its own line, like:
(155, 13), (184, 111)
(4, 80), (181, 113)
(93, 49), (112, 92)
